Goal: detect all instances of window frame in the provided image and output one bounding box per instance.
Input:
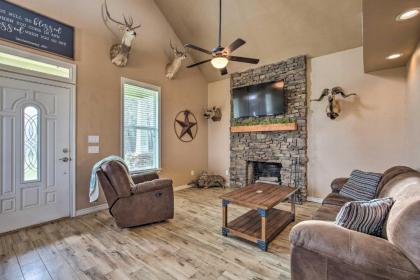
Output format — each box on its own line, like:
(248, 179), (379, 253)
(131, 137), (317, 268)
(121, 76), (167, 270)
(0, 45), (76, 84)
(121, 77), (161, 174)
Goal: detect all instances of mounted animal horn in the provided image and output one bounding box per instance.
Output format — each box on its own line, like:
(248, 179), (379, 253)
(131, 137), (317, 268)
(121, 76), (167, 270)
(165, 40), (187, 80)
(311, 87), (357, 120)
(102, 0), (141, 67)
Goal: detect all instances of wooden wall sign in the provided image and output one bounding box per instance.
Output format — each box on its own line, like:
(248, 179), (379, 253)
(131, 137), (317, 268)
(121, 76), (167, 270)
(0, 1), (74, 59)
(174, 110), (198, 142)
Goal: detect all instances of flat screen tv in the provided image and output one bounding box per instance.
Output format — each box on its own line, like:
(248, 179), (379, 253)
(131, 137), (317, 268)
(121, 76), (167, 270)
(232, 80), (286, 118)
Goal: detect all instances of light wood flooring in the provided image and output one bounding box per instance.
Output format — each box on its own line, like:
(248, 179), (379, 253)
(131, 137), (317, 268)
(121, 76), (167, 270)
(0, 188), (319, 280)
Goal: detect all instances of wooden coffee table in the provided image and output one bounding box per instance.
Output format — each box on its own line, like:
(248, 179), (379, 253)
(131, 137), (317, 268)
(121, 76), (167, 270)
(220, 183), (300, 251)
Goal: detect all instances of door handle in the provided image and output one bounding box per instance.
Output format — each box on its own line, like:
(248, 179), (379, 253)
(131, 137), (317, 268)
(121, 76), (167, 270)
(59, 157), (71, 162)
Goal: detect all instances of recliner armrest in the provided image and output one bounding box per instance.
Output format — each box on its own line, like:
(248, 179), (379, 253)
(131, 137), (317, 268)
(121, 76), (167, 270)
(290, 221), (419, 276)
(131, 172), (159, 184)
(330, 177), (348, 193)
(131, 179), (173, 194)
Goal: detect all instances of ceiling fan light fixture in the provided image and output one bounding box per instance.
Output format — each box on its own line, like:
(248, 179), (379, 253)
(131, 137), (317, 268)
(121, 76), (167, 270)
(396, 8), (420, 21)
(211, 57), (229, 69)
(386, 53), (403, 60)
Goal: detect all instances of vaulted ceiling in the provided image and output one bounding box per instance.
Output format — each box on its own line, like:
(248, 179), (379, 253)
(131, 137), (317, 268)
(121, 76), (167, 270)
(154, 0), (363, 82)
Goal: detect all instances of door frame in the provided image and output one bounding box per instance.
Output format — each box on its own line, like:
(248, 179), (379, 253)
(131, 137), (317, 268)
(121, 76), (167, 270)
(0, 47), (76, 218)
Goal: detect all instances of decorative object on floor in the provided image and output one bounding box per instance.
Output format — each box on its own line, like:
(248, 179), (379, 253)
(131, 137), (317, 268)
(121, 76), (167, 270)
(0, 1), (75, 59)
(174, 110), (198, 142)
(335, 197), (394, 236)
(189, 172), (226, 188)
(96, 160), (174, 228)
(184, 0), (259, 75)
(102, 0), (141, 67)
(339, 169), (382, 201)
(220, 183), (300, 251)
(311, 86), (357, 120)
(165, 41), (187, 80)
(204, 106), (222, 121)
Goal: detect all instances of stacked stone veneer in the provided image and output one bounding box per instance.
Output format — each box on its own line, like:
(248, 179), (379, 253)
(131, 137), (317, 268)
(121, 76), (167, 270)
(230, 55), (307, 200)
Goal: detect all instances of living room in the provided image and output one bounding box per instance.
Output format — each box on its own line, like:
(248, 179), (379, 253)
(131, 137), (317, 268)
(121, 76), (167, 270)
(0, 0), (419, 279)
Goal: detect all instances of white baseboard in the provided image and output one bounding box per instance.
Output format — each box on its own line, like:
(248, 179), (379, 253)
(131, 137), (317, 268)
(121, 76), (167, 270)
(174, 185), (192, 191)
(75, 203), (109, 217)
(307, 196), (323, 204)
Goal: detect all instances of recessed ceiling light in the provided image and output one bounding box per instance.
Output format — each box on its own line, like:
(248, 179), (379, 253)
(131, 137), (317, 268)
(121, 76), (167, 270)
(386, 53), (403, 60)
(396, 8), (420, 21)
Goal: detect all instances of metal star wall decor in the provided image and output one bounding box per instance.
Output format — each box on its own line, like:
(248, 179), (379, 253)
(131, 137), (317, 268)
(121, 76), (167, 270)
(174, 110), (198, 142)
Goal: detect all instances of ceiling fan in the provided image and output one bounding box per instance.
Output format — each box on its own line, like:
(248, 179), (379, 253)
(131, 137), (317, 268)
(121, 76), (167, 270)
(184, 0), (260, 75)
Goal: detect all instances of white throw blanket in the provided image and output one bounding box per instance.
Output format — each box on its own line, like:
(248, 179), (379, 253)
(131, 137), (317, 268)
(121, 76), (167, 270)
(89, 155), (129, 202)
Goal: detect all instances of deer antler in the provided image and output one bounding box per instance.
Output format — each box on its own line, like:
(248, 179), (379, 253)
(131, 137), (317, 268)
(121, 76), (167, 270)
(331, 87), (357, 98)
(311, 88), (330, 101)
(103, 0), (125, 26)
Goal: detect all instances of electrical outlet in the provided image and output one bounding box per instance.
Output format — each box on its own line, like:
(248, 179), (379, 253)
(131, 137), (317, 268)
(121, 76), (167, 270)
(225, 169), (229, 176)
(190, 170), (195, 176)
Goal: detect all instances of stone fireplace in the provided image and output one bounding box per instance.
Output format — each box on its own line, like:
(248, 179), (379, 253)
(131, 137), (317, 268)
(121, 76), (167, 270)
(230, 55), (307, 201)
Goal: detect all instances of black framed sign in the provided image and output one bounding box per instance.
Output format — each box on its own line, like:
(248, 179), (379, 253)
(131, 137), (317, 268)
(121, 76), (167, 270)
(0, 1), (74, 59)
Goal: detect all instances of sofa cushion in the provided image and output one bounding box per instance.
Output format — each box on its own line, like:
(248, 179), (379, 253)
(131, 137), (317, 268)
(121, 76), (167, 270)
(379, 171), (420, 270)
(312, 204), (342, 221)
(335, 197), (394, 236)
(376, 166), (414, 196)
(339, 170), (382, 201)
(322, 193), (354, 207)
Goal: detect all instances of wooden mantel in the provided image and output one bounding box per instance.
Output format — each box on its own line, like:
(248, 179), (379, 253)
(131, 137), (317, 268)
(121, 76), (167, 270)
(230, 123), (297, 133)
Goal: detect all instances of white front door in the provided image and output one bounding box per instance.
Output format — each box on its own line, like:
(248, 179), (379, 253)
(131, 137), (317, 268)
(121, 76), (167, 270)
(0, 76), (72, 233)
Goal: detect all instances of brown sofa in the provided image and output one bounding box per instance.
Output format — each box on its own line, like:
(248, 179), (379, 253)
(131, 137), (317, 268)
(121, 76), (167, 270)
(96, 161), (174, 228)
(290, 166), (420, 280)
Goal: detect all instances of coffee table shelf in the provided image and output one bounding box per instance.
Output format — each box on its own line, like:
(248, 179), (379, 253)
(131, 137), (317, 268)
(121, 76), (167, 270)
(227, 208), (294, 243)
(220, 183), (299, 251)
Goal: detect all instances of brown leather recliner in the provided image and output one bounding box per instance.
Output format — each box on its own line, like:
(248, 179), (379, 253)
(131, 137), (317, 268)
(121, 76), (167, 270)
(96, 161), (174, 228)
(290, 166), (420, 280)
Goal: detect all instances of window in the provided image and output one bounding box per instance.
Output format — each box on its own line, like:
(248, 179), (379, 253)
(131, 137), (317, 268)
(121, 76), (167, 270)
(122, 79), (160, 172)
(0, 45), (75, 83)
(23, 106), (40, 181)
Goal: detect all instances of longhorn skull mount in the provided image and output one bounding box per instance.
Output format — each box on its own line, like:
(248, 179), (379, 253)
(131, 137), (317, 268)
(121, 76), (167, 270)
(311, 87), (357, 120)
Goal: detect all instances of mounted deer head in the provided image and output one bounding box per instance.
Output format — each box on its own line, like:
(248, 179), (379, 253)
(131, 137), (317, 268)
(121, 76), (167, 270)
(102, 0), (141, 67)
(311, 87), (357, 120)
(165, 41), (187, 80)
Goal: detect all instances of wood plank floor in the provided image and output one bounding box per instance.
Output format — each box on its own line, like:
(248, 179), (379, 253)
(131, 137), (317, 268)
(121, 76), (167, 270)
(0, 188), (319, 280)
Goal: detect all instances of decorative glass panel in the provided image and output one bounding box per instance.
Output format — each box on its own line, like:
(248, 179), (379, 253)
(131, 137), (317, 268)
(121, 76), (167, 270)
(23, 106), (40, 181)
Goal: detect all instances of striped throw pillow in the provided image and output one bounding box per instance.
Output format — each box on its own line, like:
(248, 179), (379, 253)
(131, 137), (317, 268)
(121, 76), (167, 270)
(335, 197), (394, 236)
(339, 170), (382, 200)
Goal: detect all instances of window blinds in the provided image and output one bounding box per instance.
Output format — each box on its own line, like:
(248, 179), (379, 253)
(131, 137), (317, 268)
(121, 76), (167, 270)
(123, 82), (160, 172)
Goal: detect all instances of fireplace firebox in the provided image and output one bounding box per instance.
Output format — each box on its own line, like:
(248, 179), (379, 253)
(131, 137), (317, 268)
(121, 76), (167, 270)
(246, 161), (282, 185)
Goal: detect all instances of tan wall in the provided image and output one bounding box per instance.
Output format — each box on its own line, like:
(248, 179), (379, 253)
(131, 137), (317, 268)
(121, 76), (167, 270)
(5, 0), (208, 210)
(308, 47), (407, 199)
(207, 79), (231, 183)
(406, 41), (420, 169)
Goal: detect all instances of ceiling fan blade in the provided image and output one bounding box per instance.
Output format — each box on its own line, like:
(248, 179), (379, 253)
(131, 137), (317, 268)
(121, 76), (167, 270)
(229, 56), (260, 64)
(223, 38), (246, 54)
(220, 67), (228, 75)
(187, 59), (211, 68)
(184, 44), (213, 55)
